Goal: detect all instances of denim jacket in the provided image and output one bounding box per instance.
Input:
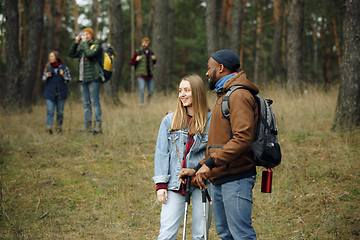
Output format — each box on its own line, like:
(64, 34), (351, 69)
(152, 111), (212, 191)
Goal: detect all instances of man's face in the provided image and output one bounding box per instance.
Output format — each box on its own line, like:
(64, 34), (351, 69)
(142, 41), (150, 50)
(83, 31), (93, 42)
(206, 57), (220, 90)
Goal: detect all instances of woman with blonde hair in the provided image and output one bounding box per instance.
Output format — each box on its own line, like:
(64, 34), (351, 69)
(42, 51), (71, 134)
(152, 74), (212, 240)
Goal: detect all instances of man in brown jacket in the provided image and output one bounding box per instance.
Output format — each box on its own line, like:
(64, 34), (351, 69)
(179, 49), (258, 239)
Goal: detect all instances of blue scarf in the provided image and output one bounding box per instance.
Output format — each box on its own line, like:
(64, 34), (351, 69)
(215, 72), (237, 92)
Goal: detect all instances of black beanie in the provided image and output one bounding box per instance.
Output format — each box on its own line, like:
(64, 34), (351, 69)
(211, 49), (240, 71)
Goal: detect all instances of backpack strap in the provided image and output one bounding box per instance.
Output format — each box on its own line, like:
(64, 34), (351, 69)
(221, 85), (256, 139)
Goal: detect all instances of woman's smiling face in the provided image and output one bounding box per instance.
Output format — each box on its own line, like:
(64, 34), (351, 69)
(179, 80), (192, 108)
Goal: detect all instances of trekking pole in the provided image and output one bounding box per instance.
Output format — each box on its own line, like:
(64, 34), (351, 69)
(202, 187), (212, 240)
(182, 176), (191, 240)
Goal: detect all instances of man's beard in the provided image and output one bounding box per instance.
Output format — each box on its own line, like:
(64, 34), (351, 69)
(208, 70), (217, 90)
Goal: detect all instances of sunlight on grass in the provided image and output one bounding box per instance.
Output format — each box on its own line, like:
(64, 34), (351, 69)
(0, 87), (359, 239)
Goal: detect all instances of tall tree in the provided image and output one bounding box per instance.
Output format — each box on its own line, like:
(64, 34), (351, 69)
(205, 0), (218, 57)
(286, 0), (304, 91)
(253, 0), (262, 86)
(145, 0), (155, 38)
(135, 0), (143, 46)
(92, 0), (99, 36)
(229, 0), (243, 56)
(333, 0), (360, 130)
(271, 0), (285, 85)
(2, 0), (45, 114)
(152, 0), (168, 90)
(104, 0), (125, 105)
(166, 0), (175, 95)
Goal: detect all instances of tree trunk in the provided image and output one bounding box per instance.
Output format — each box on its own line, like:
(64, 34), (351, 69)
(219, 0), (229, 49)
(311, 22), (318, 84)
(229, 0), (243, 57)
(152, 0), (168, 91)
(205, 0), (218, 57)
(253, 1), (262, 86)
(21, 0), (45, 112)
(333, 0), (360, 131)
(3, 0), (22, 114)
(53, 0), (66, 51)
(166, 0), (174, 96)
(92, 0), (99, 36)
(73, 0), (79, 33)
(332, 16), (342, 75)
(239, 0), (246, 67)
(145, 0), (155, 38)
(320, 21), (327, 85)
(103, 0), (125, 106)
(325, 21), (334, 90)
(286, 0), (304, 92)
(135, 0), (143, 47)
(271, 0), (285, 86)
(131, 0), (135, 92)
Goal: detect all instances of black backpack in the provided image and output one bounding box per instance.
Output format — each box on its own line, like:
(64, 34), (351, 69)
(221, 85), (282, 168)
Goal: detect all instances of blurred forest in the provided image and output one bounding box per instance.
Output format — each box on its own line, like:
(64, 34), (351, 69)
(0, 0), (359, 128)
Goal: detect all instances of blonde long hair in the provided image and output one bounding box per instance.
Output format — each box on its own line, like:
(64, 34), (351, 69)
(170, 74), (209, 135)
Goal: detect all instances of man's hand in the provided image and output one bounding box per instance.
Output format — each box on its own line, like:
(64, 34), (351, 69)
(157, 189), (167, 204)
(151, 55), (157, 60)
(136, 55), (143, 61)
(75, 35), (81, 43)
(81, 35), (87, 42)
(196, 164), (210, 189)
(178, 168), (196, 184)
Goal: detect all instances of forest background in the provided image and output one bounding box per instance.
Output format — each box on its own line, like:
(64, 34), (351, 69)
(0, 0), (359, 239)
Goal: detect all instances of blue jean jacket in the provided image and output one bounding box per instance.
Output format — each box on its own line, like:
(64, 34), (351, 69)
(152, 112), (212, 191)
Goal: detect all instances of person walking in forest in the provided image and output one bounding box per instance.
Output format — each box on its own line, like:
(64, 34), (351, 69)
(129, 37), (157, 106)
(179, 50), (258, 240)
(152, 74), (212, 240)
(42, 51), (71, 134)
(68, 27), (103, 134)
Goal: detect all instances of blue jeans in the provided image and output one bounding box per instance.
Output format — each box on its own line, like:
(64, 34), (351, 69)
(46, 96), (66, 129)
(211, 176), (257, 240)
(158, 187), (212, 240)
(137, 77), (154, 104)
(80, 82), (102, 126)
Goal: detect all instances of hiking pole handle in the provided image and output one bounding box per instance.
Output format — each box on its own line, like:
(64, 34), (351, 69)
(202, 188), (211, 203)
(185, 176), (191, 204)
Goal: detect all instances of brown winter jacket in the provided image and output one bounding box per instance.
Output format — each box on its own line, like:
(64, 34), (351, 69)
(195, 71), (259, 185)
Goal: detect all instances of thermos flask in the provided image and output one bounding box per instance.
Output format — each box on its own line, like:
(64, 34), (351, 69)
(261, 168), (273, 193)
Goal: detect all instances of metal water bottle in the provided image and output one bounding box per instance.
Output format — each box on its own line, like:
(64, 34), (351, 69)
(261, 168), (273, 193)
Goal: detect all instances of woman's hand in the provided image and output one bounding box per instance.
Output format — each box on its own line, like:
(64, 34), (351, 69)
(157, 189), (168, 204)
(46, 72), (52, 78)
(59, 69), (64, 77)
(178, 168), (196, 184)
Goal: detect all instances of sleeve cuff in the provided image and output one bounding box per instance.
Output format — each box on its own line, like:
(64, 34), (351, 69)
(204, 157), (217, 170)
(194, 163), (202, 172)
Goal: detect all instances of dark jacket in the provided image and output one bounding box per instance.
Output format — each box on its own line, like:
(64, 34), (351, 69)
(129, 48), (156, 77)
(68, 39), (102, 83)
(42, 64), (70, 101)
(196, 71), (259, 185)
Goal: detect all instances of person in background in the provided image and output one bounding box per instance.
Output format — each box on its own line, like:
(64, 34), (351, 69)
(68, 27), (103, 134)
(179, 50), (259, 240)
(42, 51), (71, 134)
(129, 37), (157, 106)
(152, 74), (212, 240)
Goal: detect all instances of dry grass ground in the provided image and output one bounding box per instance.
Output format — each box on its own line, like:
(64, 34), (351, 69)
(0, 86), (359, 239)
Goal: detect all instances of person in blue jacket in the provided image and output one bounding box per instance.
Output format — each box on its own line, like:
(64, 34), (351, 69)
(152, 74), (212, 240)
(42, 51), (71, 134)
